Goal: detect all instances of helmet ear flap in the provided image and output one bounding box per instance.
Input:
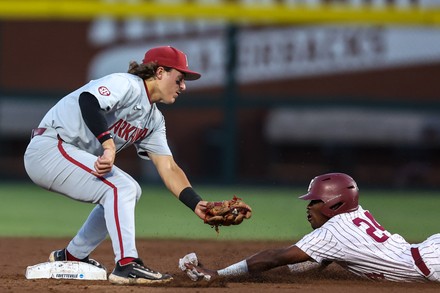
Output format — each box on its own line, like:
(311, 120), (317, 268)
(319, 195), (344, 218)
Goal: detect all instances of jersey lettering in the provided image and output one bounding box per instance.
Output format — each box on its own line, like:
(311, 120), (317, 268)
(352, 211), (390, 243)
(109, 119), (148, 142)
(120, 123), (136, 140)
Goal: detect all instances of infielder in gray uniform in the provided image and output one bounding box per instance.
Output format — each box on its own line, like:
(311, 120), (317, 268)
(24, 46), (209, 285)
(181, 173), (440, 283)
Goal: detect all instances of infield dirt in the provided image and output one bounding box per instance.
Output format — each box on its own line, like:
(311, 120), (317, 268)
(2, 237), (439, 292)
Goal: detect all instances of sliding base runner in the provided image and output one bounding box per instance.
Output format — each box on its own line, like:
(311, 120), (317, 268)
(25, 261), (107, 280)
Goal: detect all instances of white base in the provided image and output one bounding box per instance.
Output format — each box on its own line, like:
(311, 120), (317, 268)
(25, 261), (107, 280)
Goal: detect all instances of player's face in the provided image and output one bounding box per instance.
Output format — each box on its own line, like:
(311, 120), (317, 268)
(157, 68), (186, 104)
(306, 200), (329, 229)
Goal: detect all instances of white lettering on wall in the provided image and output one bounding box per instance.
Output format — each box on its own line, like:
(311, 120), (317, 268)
(237, 26), (385, 82)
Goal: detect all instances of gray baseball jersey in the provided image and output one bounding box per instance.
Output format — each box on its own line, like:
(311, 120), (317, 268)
(24, 73), (172, 262)
(295, 205), (440, 282)
(39, 73), (172, 158)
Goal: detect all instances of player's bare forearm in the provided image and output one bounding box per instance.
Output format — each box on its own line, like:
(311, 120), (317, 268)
(92, 138), (116, 176)
(150, 154), (191, 195)
(149, 153), (208, 220)
(246, 245), (311, 273)
(183, 246), (312, 281)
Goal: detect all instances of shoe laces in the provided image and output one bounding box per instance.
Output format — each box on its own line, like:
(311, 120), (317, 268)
(133, 261), (158, 273)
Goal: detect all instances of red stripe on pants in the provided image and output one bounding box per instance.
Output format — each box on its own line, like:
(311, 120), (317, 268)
(57, 137), (125, 258)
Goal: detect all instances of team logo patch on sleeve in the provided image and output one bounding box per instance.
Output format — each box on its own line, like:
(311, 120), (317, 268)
(98, 86), (111, 96)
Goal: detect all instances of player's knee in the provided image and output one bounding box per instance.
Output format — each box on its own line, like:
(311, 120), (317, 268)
(121, 180), (142, 203)
(134, 181), (142, 202)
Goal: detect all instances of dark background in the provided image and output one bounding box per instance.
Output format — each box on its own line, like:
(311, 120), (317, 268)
(1, 20), (440, 188)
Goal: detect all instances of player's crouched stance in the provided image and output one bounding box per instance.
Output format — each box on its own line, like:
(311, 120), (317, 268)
(179, 173), (440, 283)
(24, 46), (207, 285)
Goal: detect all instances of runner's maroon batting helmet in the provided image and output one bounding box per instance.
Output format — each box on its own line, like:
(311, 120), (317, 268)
(299, 173), (359, 217)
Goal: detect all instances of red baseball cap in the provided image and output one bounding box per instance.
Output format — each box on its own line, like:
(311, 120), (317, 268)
(142, 46), (201, 81)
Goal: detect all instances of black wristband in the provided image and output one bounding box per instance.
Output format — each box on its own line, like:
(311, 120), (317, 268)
(179, 187), (202, 211)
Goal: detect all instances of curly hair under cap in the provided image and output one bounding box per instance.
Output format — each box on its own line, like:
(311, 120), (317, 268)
(127, 61), (173, 80)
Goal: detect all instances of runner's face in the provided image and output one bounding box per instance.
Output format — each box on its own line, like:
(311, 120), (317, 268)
(158, 68), (186, 104)
(306, 200), (329, 229)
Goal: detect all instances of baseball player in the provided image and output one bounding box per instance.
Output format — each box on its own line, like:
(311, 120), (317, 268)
(181, 173), (440, 282)
(24, 46), (210, 285)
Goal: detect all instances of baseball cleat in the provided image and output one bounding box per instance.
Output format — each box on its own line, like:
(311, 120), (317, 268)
(108, 258), (173, 285)
(48, 249), (106, 270)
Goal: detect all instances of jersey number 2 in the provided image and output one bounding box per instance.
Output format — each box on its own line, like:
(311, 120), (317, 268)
(352, 211), (389, 243)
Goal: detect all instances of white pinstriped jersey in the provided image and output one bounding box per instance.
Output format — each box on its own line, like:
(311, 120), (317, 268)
(295, 206), (440, 282)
